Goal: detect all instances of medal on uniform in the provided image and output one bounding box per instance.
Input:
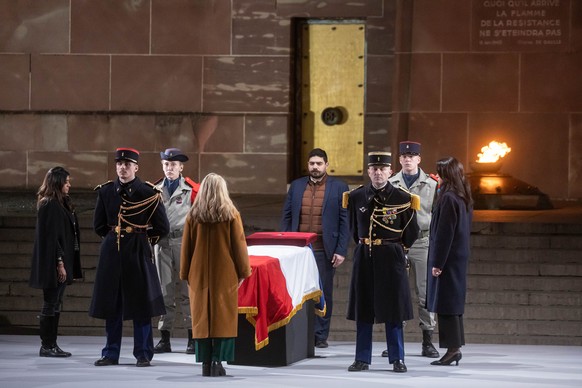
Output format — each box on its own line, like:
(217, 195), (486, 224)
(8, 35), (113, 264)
(382, 209), (397, 224)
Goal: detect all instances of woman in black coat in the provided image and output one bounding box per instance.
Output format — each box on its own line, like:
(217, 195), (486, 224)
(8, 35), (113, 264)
(29, 167), (82, 357)
(426, 157), (473, 366)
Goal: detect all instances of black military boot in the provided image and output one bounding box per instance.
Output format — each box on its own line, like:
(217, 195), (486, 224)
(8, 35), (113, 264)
(421, 330), (440, 358)
(154, 330), (172, 353)
(186, 329), (195, 354)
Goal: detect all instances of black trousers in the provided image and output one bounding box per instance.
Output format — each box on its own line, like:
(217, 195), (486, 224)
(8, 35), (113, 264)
(41, 282), (67, 316)
(437, 314), (465, 349)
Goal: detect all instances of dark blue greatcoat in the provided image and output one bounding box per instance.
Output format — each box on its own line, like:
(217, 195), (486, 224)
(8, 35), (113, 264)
(426, 191), (473, 315)
(89, 177), (169, 320)
(346, 183), (419, 323)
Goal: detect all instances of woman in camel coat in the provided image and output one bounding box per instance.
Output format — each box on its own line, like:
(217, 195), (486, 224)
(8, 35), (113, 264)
(180, 173), (252, 377)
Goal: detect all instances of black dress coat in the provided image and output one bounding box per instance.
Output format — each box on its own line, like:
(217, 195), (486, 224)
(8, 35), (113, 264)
(426, 191), (473, 315)
(29, 199), (82, 289)
(346, 184), (419, 323)
(89, 177), (169, 320)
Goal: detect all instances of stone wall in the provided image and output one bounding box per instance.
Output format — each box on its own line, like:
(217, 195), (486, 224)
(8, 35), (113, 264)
(392, 0), (582, 201)
(1, 1), (579, 199)
(0, 0), (395, 193)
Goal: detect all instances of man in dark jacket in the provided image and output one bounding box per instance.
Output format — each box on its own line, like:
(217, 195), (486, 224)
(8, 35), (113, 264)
(345, 152), (419, 373)
(280, 148), (350, 348)
(90, 148), (169, 367)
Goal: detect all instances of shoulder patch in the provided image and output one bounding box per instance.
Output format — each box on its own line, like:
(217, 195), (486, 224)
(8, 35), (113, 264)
(429, 173), (439, 182)
(93, 180), (112, 191)
(145, 181), (163, 193)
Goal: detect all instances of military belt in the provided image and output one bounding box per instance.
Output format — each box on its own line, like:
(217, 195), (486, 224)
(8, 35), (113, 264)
(168, 229), (183, 239)
(359, 237), (400, 246)
(112, 226), (147, 234)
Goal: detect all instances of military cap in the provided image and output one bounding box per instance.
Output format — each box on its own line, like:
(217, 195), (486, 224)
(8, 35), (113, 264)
(160, 148), (189, 162)
(399, 141), (421, 155)
(115, 148), (139, 164)
(368, 151), (391, 166)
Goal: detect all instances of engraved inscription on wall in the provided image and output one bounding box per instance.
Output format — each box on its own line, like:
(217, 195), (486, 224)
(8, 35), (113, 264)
(473, 0), (570, 51)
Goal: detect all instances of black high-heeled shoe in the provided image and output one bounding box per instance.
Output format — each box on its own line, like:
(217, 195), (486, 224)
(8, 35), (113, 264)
(430, 351), (462, 366)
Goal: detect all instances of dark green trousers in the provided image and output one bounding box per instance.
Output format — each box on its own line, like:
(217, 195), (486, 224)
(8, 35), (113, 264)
(195, 338), (235, 363)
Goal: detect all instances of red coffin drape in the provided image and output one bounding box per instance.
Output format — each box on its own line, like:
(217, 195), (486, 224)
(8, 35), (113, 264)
(238, 255), (293, 350)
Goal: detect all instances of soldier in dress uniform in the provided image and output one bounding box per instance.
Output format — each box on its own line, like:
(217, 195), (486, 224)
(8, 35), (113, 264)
(381, 141), (440, 359)
(90, 147), (170, 367)
(153, 148), (199, 354)
(345, 151), (420, 373)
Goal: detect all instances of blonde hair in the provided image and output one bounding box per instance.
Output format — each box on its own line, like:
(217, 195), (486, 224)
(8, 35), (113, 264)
(188, 173), (238, 223)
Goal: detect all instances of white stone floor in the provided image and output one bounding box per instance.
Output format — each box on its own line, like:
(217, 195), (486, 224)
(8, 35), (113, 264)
(1, 335), (580, 388)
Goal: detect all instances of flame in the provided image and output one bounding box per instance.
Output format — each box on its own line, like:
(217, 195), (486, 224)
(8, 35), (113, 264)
(477, 141), (511, 163)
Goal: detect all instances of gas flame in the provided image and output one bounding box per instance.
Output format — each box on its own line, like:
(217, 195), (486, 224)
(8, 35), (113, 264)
(476, 141), (511, 163)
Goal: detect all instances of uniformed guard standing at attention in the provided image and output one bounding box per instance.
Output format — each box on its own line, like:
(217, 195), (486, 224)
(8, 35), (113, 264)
(90, 148), (170, 367)
(383, 141), (440, 359)
(153, 148), (199, 354)
(345, 151), (420, 373)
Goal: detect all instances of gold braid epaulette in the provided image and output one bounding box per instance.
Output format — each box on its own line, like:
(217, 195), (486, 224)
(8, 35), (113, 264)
(396, 185), (420, 210)
(115, 191), (162, 251)
(94, 181), (112, 191)
(145, 181), (163, 193)
(342, 185), (363, 208)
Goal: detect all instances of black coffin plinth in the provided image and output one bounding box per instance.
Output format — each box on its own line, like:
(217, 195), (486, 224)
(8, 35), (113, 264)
(230, 300), (315, 366)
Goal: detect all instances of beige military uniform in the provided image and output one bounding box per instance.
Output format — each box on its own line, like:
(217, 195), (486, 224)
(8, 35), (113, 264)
(389, 167), (438, 330)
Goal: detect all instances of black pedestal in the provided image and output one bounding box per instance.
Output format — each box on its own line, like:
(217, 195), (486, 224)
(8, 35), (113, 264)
(230, 300), (315, 366)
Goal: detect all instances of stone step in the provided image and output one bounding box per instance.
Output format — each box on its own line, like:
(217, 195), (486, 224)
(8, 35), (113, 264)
(466, 290), (582, 306)
(470, 248), (581, 263)
(465, 304), (581, 321)
(2, 251), (101, 268)
(468, 275), (582, 292)
(472, 221), (582, 235)
(471, 234), (582, 250)
(8, 282), (95, 298)
(469, 262), (582, 276)
(0, 226), (98, 242)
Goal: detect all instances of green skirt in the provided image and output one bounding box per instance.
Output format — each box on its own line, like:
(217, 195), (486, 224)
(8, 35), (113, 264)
(195, 338), (235, 363)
